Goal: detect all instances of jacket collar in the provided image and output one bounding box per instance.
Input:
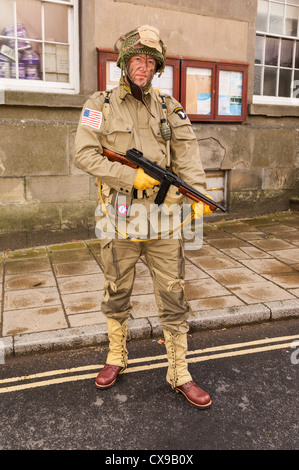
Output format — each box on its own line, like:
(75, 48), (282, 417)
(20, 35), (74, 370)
(117, 81), (158, 103)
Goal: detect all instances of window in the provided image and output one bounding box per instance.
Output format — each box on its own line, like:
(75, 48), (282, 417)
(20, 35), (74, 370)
(97, 50), (248, 122)
(205, 170), (227, 208)
(254, 0), (299, 104)
(0, 0), (79, 94)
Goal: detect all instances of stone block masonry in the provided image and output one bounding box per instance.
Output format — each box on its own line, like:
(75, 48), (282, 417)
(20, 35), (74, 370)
(0, 102), (99, 249)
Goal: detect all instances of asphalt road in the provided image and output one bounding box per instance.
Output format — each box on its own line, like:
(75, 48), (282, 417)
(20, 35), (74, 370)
(0, 319), (298, 455)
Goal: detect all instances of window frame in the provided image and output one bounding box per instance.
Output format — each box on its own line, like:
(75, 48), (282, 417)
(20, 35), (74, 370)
(0, 0), (79, 94)
(253, 0), (299, 105)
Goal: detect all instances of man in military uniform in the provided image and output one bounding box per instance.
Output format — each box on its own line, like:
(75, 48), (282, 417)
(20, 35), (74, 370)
(75, 25), (212, 408)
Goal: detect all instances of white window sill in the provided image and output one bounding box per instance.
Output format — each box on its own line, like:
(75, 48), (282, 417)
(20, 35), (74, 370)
(0, 90), (88, 108)
(249, 96), (299, 117)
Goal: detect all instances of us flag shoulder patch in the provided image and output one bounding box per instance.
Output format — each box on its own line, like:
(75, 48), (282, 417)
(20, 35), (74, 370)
(81, 108), (102, 129)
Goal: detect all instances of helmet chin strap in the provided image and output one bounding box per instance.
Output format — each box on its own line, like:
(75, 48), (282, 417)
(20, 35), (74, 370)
(126, 73), (144, 101)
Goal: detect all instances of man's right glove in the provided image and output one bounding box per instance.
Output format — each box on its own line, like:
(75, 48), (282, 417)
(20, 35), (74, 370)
(133, 168), (160, 191)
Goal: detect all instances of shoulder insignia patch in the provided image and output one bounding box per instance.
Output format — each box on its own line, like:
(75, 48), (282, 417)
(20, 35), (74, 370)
(174, 107), (187, 120)
(81, 108), (103, 129)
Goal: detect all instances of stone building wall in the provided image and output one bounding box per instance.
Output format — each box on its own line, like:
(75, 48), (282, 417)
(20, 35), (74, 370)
(0, 99), (90, 249)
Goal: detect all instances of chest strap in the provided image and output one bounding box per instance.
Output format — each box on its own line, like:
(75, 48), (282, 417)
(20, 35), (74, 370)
(102, 90), (112, 120)
(156, 91), (171, 169)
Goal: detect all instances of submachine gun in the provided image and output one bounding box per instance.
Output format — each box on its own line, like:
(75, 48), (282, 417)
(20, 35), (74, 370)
(102, 147), (227, 213)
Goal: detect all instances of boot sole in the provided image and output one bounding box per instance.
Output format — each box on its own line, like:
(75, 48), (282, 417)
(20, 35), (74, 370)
(168, 382), (212, 409)
(95, 377), (117, 389)
(177, 387), (212, 409)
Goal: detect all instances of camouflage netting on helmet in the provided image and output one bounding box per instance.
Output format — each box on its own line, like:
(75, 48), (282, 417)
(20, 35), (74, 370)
(115, 25), (166, 77)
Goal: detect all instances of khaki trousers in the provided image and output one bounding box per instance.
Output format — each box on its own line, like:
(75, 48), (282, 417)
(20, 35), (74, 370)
(100, 238), (191, 335)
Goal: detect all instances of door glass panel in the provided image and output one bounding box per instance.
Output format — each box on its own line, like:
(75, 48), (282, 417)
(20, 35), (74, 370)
(186, 67), (212, 115)
(218, 71), (243, 116)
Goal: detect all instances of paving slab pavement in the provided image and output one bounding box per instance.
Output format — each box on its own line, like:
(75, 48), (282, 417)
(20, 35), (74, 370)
(1, 212), (299, 357)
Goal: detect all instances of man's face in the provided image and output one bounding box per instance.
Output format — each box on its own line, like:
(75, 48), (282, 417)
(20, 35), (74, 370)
(126, 54), (156, 88)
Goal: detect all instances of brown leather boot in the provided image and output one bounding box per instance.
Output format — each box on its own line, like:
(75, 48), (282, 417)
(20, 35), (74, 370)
(175, 380), (212, 409)
(95, 364), (122, 389)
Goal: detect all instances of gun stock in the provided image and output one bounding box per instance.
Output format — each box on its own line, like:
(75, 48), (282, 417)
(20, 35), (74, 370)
(102, 147), (137, 169)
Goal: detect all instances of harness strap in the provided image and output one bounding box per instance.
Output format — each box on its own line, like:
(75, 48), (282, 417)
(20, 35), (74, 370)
(156, 91), (171, 169)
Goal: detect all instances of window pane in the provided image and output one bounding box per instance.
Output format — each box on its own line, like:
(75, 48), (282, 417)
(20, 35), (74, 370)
(0, 55), (10, 78)
(293, 70), (299, 98)
(254, 65), (263, 95)
(10, 61), (26, 79)
(16, 0), (42, 41)
(44, 44), (69, 83)
(279, 68), (292, 96)
(285, 6), (299, 37)
(0, 0), (14, 37)
(295, 41), (299, 67)
(264, 67), (277, 95)
(44, 3), (68, 43)
(22, 47), (41, 80)
(257, 0), (269, 31)
(269, 2), (284, 35)
(186, 67), (212, 115)
(265, 37), (279, 65)
(280, 39), (294, 67)
(255, 35), (264, 64)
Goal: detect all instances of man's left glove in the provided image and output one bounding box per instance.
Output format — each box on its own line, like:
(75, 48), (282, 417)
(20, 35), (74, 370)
(192, 195), (215, 219)
(134, 168), (160, 191)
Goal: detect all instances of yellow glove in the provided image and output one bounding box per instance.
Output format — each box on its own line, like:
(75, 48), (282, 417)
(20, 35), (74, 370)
(134, 168), (160, 191)
(192, 195), (215, 219)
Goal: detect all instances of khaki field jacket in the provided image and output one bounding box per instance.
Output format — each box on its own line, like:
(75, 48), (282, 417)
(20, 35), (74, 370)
(74, 84), (207, 197)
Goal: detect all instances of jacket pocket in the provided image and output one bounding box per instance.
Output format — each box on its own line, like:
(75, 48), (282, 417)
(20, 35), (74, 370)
(102, 116), (133, 152)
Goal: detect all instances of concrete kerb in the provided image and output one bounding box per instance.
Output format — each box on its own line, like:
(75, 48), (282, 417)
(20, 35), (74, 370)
(189, 304), (271, 331)
(3, 300), (299, 358)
